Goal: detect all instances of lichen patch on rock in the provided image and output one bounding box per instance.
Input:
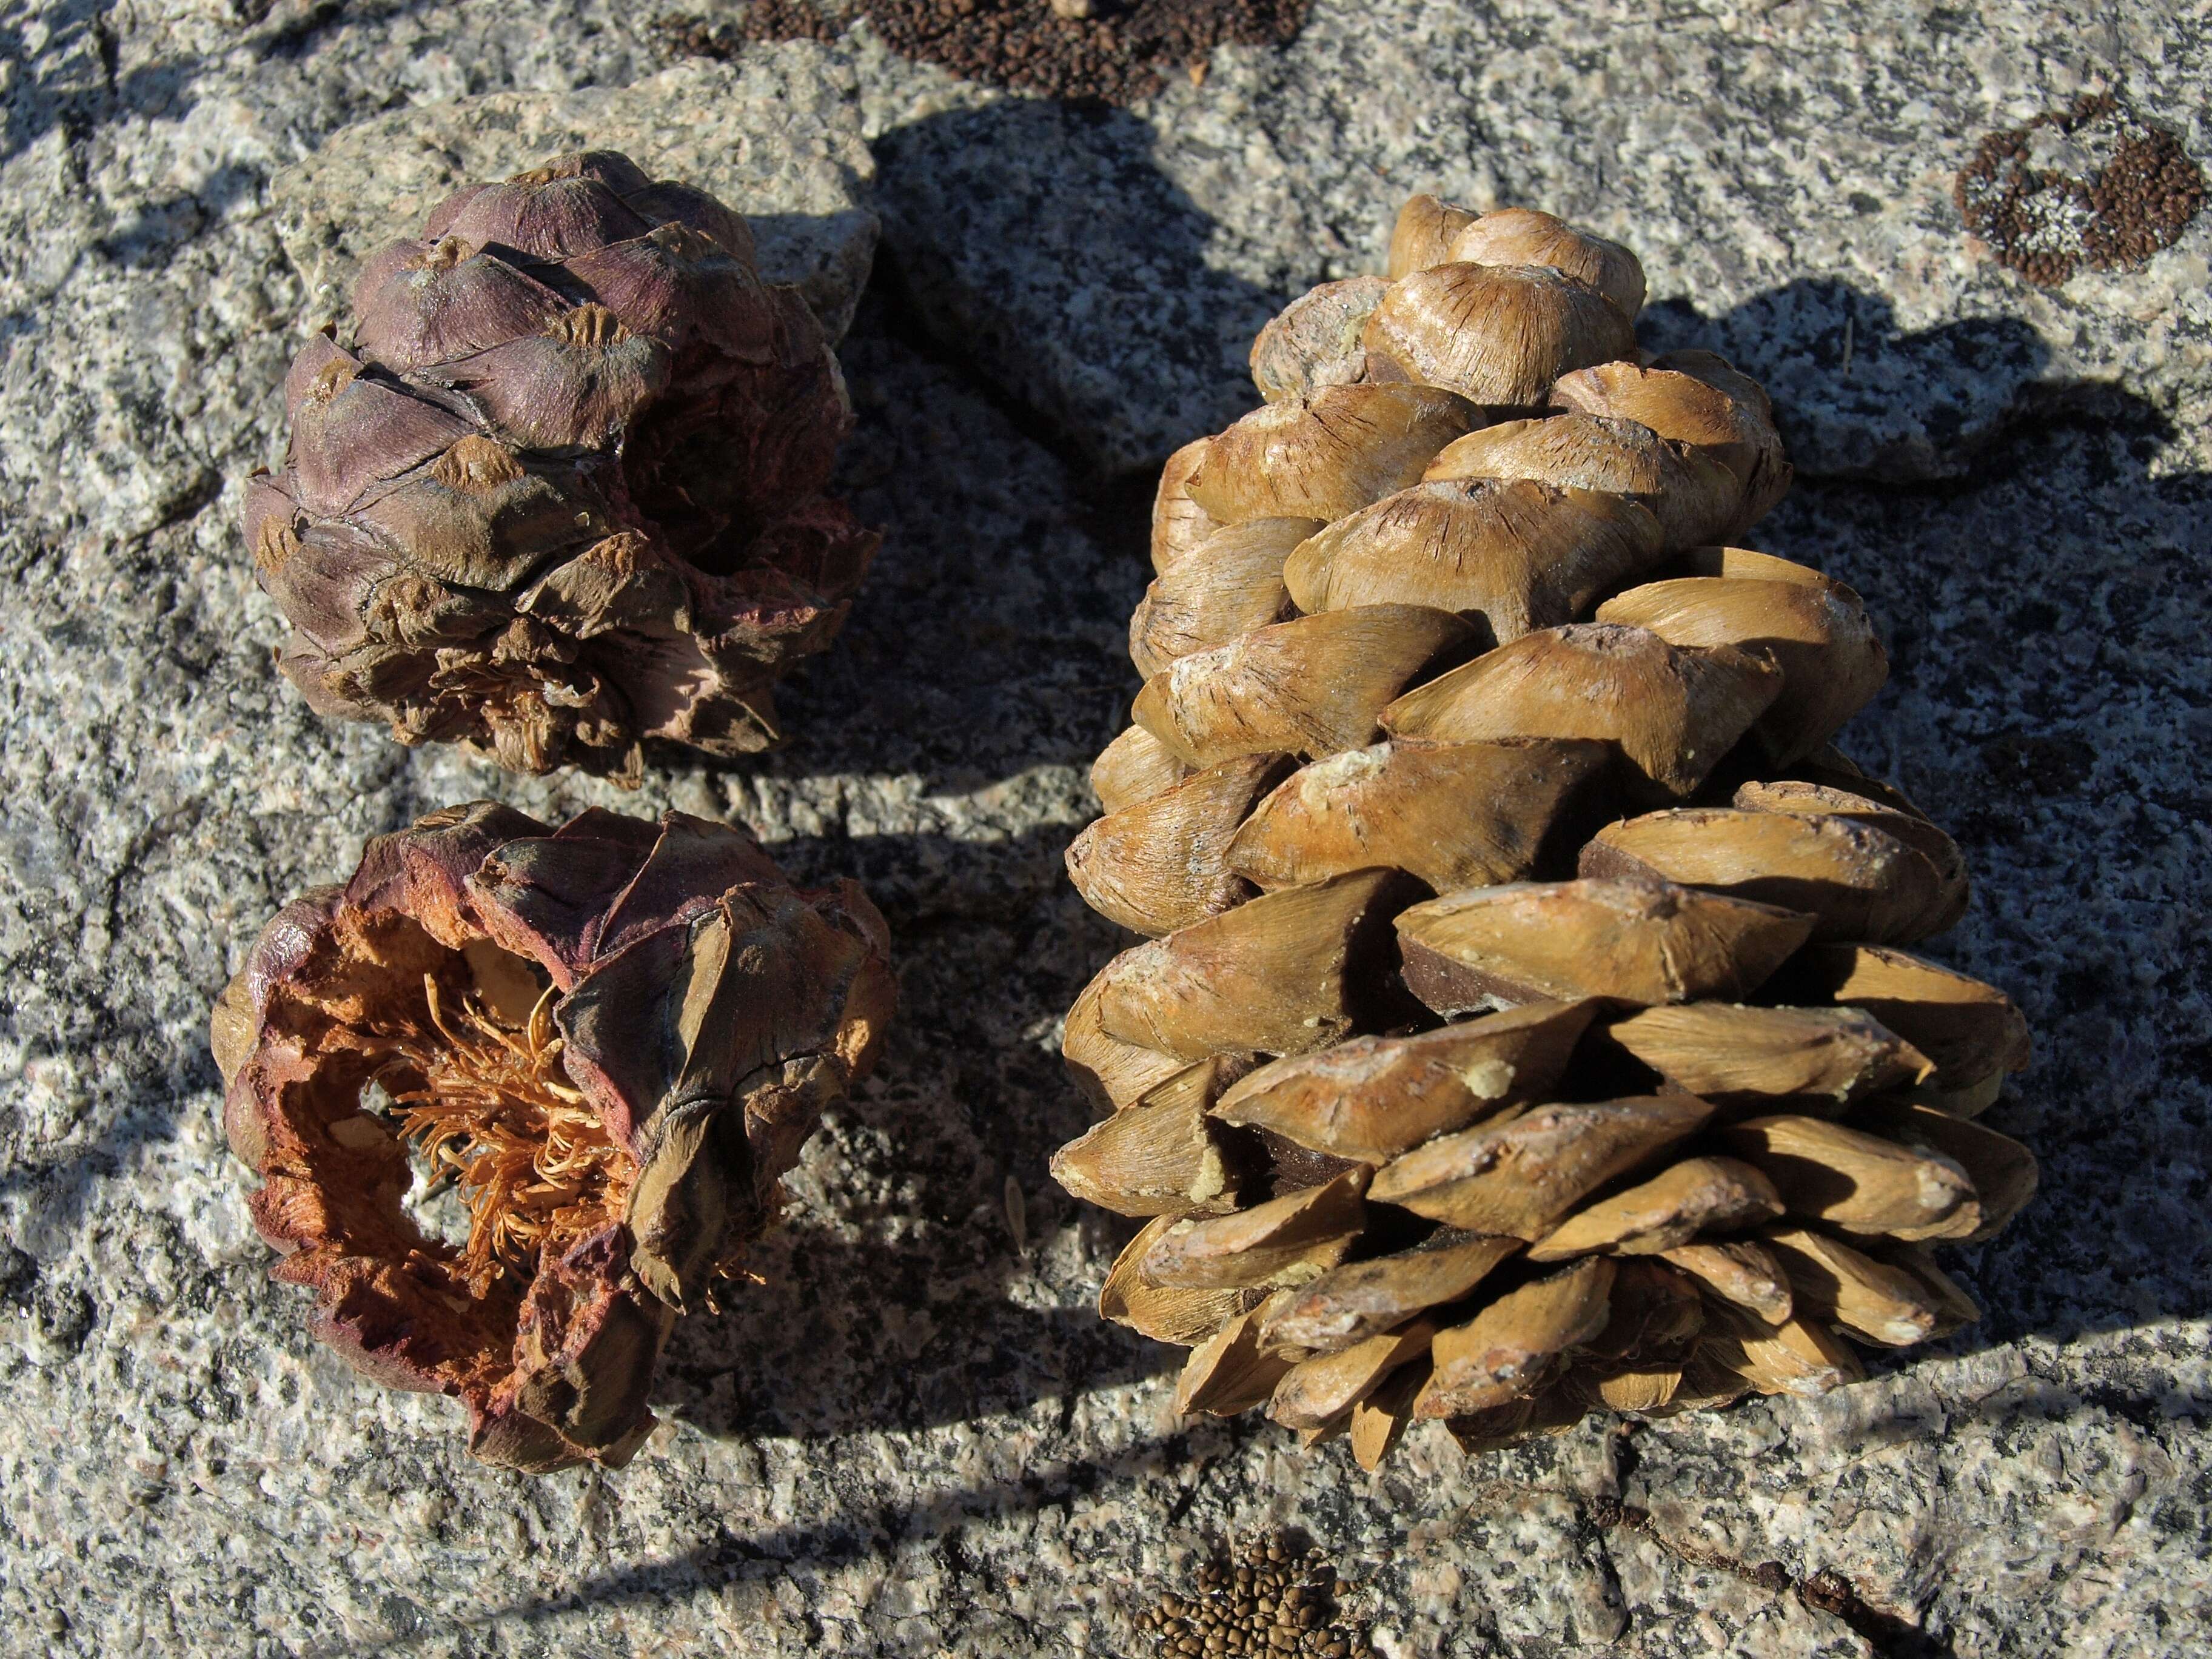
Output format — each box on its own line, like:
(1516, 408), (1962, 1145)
(1956, 91), (2206, 286)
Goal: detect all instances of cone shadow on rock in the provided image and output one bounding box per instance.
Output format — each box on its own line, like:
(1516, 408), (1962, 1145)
(655, 1232), (1179, 1443)
(652, 821), (1184, 1444)
(1641, 278), (2058, 480)
(10, 0), (421, 270)
(871, 96), (1289, 478)
(2, 2), (209, 161)
(865, 97), (2125, 489)
(300, 1430), (1210, 1657)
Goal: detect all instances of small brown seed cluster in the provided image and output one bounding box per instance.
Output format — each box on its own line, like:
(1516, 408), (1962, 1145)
(1956, 90), (2205, 285)
(1134, 1534), (1372, 1658)
(1051, 195), (2036, 1465)
(658, 0), (1309, 105)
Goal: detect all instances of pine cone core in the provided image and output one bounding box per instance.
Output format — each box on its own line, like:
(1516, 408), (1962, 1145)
(213, 803), (895, 1472)
(384, 972), (635, 1299)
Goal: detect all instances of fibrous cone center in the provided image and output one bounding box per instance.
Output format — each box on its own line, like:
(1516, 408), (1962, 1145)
(378, 973), (635, 1298)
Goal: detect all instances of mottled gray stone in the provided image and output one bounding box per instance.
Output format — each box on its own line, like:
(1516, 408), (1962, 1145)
(858, 1), (2211, 480)
(2, 3), (2210, 1658)
(271, 59), (879, 344)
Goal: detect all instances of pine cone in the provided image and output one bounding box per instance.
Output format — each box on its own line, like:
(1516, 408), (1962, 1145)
(245, 151), (878, 777)
(210, 803), (894, 1471)
(1051, 198), (2036, 1467)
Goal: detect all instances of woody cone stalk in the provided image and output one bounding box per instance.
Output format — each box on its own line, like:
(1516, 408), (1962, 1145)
(246, 150), (877, 777)
(1050, 198), (2036, 1466)
(212, 805), (894, 1471)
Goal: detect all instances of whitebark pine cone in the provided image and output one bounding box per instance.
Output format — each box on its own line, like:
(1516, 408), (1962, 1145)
(1050, 197), (2036, 1468)
(210, 803), (894, 1471)
(244, 151), (877, 779)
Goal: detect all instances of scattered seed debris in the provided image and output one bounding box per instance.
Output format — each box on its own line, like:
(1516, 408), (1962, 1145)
(1134, 1531), (1374, 1658)
(1956, 90), (2205, 285)
(654, 0), (1309, 105)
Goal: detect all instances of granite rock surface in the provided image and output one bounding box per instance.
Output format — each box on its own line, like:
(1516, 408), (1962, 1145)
(271, 59), (879, 344)
(857, 0), (2212, 480)
(2, 4), (2209, 1658)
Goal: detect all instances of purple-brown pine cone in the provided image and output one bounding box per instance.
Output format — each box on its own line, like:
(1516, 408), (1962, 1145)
(245, 151), (879, 777)
(210, 803), (896, 1472)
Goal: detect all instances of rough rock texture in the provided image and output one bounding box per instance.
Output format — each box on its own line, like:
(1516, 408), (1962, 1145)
(858, 1), (2212, 479)
(1, 5), (2208, 1658)
(272, 59), (879, 344)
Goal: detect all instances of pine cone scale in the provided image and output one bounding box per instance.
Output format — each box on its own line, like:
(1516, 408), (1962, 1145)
(1212, 998), (1593, 1163)
(352, 239), (572, 371)
(1261, 1232), (1521, 1354)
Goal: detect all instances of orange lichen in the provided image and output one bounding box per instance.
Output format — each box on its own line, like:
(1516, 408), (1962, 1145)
(381, 977), (636, 1298)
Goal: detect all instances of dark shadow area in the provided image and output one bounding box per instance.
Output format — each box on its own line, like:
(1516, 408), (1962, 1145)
(646, 823), (1179, 1442)
(4, 2), (195, 163)
(748, 275), (1171, 792)
(1635, 293), (2212, 1377)
(0, 0), (434, 359)
(654, 1231), (1175, 1443)
(1641, 278), (2062, 480)
(1749, 388), (2212, 1368)
(856, 98), (2159, 493)
(90, 161), (267, 269)
(868, 96), (1290, 478)
(1, 0), (416, 163)
(719, 102), (1291, 797)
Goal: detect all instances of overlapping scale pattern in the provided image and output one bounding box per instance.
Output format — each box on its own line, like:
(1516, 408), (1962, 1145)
(1051, 197), (2035, 1466)
(247, 151), (877, 777)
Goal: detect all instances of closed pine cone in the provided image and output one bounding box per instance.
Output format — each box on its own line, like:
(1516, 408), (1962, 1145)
(245, 151), (877, 778)
(1050, 197), (2035, 1467)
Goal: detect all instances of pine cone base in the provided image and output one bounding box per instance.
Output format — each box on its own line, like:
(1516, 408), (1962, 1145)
(212, 803), (894, 1470)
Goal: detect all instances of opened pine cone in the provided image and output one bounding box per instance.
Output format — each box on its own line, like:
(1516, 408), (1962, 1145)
(246, 150), (877, 777)
(210, 803), (894, 1471)
(1050, 196), (2036, 1469)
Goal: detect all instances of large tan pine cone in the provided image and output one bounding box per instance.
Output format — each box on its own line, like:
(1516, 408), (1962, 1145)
(1049, 197), (2036, 1469)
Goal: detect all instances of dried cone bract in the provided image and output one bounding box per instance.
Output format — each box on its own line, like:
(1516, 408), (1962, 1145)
(246, 151), (877, 776)
(1052, 196), (2036, 1465)
(212, 803), (894, 1470)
